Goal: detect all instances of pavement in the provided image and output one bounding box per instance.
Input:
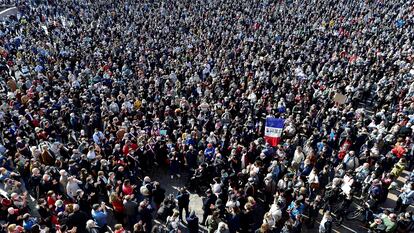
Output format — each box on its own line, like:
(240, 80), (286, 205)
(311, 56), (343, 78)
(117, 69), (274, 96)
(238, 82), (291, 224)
(0, 5), (18, 21)
(150, 168), (413, 233)
(150, 168), (208, 232)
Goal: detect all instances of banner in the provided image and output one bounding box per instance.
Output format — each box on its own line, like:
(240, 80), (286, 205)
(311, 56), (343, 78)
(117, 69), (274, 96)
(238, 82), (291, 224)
(264, 117), (285, 146)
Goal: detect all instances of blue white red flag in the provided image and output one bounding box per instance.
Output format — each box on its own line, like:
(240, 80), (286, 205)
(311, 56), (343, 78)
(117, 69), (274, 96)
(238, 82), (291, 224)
(264, 117), (285, 146)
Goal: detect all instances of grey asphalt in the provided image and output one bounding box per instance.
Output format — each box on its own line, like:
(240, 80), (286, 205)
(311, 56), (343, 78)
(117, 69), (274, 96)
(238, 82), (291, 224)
(0, 6), (18, 20)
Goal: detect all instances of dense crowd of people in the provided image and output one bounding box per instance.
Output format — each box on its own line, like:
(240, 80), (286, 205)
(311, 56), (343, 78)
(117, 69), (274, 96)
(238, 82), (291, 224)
(0, 0), (414, 232)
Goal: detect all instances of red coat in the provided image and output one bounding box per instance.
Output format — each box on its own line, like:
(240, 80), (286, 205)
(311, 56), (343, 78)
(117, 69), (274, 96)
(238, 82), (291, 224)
(391, 145), (406, 158)
(338, 139), (352, 160)
(111, 199), (124, 213)
(122, 184), (134, 196)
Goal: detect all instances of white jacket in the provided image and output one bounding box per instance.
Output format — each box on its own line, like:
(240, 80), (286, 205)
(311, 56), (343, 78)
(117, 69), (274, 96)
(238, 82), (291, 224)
(66, 179), (82, 198)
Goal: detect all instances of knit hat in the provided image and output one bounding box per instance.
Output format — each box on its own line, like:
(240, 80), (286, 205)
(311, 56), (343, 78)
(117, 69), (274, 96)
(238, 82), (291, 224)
(55, 200), (64, 208)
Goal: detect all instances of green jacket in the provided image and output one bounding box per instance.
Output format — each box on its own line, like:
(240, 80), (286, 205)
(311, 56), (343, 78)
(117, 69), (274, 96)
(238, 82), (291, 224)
(381, 216), (397, 233)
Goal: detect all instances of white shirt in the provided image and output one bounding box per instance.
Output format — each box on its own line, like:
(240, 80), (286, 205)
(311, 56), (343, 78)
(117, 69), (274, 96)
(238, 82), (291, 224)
(66, 180), (81, 198)
(212, 183), (221, 194)
(308, 172), (319, 184)
(269, 204), (282, 222)
(319, 216), (332, 233)
(293, 150), (305, 164)
(87, 150), (96, 160)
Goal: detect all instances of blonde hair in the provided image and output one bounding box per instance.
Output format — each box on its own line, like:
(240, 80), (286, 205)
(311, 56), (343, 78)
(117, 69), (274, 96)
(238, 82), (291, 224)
(65, 204), (74, 213)
(7, 224), (16, 233)
(247, 196), (256, 205)
(31, 167), (40, 175)
(244, 202), (253, 211)
(109, 192), (119, 203)
(172, 210), (180, 217)
(114, 224), (123, 230)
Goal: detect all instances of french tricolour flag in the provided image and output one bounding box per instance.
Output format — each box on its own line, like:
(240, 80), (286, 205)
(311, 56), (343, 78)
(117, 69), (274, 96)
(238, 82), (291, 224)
(264, 117), (285, 146)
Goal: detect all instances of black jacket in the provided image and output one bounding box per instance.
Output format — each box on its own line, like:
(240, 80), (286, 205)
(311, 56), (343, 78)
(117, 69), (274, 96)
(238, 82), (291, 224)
(186, 214), (199, 233)
(202, 194), (217, 215)
(67, 210), (88, 233)
(176, 191), (190, 207)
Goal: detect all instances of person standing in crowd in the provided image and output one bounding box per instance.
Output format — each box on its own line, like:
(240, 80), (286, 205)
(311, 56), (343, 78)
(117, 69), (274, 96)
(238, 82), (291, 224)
(186, 210), (199, 233)
(86, 220), (100, 233)
(91, 203), (108, 232)
(152, 182), (166, 210)
(176, 187), (190, 221)
(123, 195), (138, 230)
(202, 189), (217, 225)
(319, 212), (333, 233)
(166, 210), (180, 232)
(67, 204), (88, 233)
(395, 182), (414, 212)
(206, 211), (220, 233)
(138, 200), (153, 232)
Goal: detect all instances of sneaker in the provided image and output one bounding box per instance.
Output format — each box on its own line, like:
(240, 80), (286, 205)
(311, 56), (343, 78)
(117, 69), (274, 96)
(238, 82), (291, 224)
(177, 174), (181, 178)
(171, 175), (174, 179)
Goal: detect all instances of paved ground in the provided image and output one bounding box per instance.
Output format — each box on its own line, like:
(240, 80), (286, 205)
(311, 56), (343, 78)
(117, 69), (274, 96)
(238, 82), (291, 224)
(150, 168), (208, 232)
(0, 5), (18, 20)
(150, 168), (413, 233)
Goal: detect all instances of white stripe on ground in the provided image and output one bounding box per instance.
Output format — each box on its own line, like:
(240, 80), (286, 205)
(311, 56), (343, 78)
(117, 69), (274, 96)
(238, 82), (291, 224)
(0, 6), (17, 18)
(314, 219), (357, 233)
(341, 224), (358, 233)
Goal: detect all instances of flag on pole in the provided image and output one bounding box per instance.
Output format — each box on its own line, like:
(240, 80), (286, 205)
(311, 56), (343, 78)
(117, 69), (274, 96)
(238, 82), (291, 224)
(264, 117), (285, 146)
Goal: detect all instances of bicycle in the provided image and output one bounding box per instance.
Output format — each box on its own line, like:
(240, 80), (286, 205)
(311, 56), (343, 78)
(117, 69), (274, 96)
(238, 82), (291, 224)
(321, 197), (347, 227)
(331, 212), (343, 226)
(346, 200), (374, 222)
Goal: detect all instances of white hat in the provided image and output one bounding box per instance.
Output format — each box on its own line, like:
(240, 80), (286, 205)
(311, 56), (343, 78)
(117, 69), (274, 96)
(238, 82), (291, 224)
(55, 200), (64, 207)
(8, 207), (17, 214)
(265, 173), (273, 180)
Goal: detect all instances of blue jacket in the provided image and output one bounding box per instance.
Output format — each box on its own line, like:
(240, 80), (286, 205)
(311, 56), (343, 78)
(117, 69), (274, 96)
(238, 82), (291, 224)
(204, 147), (215, 161)
(23, 218), (37, 230)
(288, 202), (305, 220)
(92, 210), (107, 227)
